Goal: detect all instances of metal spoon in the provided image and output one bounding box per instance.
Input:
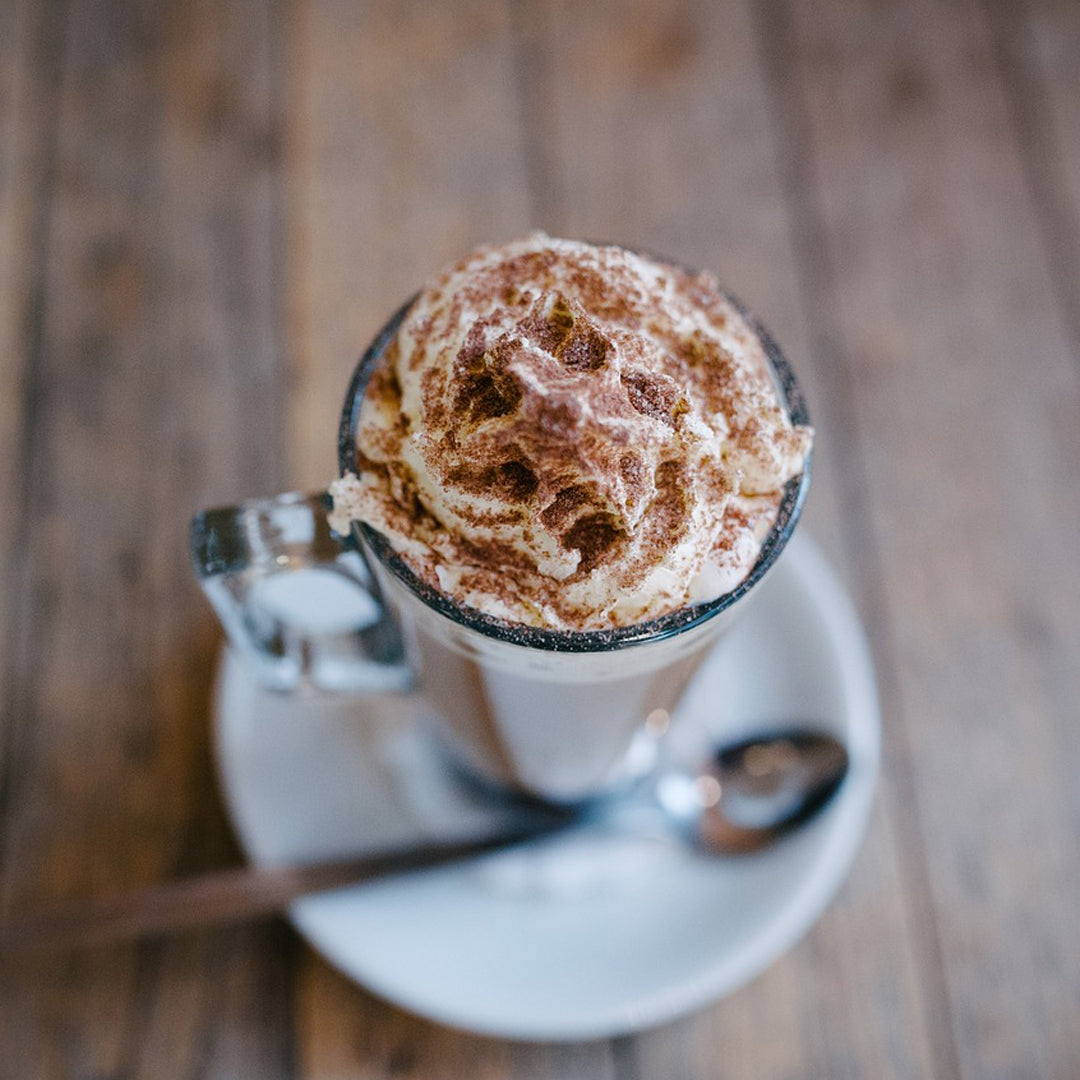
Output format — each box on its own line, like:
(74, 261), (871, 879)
(0, 729), (847, 951)
(650, 728), (849, 854)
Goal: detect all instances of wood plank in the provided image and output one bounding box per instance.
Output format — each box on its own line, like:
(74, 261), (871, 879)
(296, 959), (619, 1080)
(986, 0), (1080, 356)
(0, 0), (59, 880)
(0, 0), (294, 1076)
(284, 1), (624, 1074)
(784, 0), (1080, 1077)
(526, 1), (938, 1076)
(0, 0), (38, 549)
(0, 4), (72, 1075)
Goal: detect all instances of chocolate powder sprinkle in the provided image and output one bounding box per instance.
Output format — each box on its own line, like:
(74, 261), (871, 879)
(331, 234), (812, 631)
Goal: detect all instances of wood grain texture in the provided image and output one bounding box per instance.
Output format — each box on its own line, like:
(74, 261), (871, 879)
(0, 0), (295, 1076)
(0, 0), (36, 559)
(2, 0), (1080, 1076)
(786, 0), (1080, 1076)
(987, 0), (1080, 358)
(0, 0), (61, 899)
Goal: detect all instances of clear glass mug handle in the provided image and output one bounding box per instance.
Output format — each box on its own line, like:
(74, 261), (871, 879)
(190, 492), (415, 693)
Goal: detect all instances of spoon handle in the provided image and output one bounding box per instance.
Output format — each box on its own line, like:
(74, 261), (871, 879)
(0, 828), (551, 953)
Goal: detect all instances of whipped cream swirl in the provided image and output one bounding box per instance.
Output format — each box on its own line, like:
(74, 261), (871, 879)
(331, 234), (812, 631)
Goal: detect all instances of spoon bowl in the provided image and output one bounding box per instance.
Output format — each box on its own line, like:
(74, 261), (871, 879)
(689, 729), (849, 854)
(640, 728), (849, 853)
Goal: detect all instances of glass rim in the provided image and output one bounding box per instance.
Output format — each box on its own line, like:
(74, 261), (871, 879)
(337, 272), (812, 654)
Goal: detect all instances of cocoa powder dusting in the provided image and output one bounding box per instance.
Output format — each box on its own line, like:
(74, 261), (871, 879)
(335, 234), (813, 631)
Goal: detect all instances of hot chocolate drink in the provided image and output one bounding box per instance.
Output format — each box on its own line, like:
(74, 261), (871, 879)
(194, 237), (812, 801)
(331, 234), (812, 632)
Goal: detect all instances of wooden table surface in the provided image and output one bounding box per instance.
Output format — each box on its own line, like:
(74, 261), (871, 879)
(3, 0), (1079, 1076)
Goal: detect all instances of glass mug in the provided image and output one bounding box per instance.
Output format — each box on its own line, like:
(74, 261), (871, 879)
(191, 294), (811, 804)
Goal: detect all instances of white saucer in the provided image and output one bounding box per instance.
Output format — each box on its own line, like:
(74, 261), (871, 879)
(213, 535), (880, 1041)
